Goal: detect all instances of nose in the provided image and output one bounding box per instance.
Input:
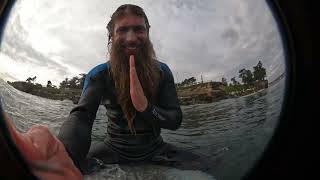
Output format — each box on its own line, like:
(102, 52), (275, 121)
(125, 30), (138, 44)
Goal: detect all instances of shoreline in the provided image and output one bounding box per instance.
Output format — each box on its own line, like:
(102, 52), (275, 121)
(6, 80), (268, 105)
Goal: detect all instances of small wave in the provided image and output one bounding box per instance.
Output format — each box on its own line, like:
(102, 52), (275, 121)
(84, 163), (216, 180)
(165, 169), (216, 180)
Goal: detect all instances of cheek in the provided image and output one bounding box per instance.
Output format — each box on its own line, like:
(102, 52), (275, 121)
(138, 34), (148, 42)
(112, 36), (121, 44)
(112, 34), (124, 42)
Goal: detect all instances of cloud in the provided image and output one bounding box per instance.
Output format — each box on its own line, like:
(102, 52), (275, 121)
(0, 0), (286, 85)
(1, 15), (76, 83)
(0, 72), (18, 82)
(221, 28), (239, 45)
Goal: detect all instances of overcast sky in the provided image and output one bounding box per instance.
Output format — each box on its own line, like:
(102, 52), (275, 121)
(0, 0), (286, 86)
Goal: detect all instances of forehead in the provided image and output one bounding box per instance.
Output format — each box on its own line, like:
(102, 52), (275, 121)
(114, 14), (146, 29)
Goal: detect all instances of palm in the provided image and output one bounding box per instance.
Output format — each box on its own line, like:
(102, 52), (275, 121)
(129, 55), (148, 112)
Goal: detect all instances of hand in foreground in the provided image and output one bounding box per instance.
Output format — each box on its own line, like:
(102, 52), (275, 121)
(129, 55), (148, 112)
(4, 113), (83, 180)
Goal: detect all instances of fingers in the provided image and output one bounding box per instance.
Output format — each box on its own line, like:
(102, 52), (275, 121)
(27, 125), (59, 158)
(130, 55), (139, 89)
(129, 55), (135, 69)
(2, 113), (41, 160)
(2, 112), (83, 179)
(128, 55), (148, 112)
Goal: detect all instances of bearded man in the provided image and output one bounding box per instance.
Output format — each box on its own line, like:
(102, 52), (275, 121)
(58, 4), (209, 174)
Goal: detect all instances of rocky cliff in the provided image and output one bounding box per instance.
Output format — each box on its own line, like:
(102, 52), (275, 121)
(176, 80), (268, 105)
(7, 81), (81, 104)
(176, 82), (228, 105)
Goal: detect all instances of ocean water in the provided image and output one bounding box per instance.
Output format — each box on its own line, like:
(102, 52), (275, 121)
(0, 77), (285, 180)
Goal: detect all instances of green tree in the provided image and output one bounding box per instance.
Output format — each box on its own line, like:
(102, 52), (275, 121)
(253, 61), (266, 81)
(239, 69), (254, 85)
(31, 76), (37, 84)
(221, 77), (228, 86)
(47, 80), (52, 88)
(68, 76), (80, 89)
(26, 76), (37, 84)
(59, 78), (69, 89)
(231, 77), (239, 85)
(59, 74), (87, 89)
(79, 73), (86, 89)
(180, 77), (196, 86)
(26, 77), (32, 83)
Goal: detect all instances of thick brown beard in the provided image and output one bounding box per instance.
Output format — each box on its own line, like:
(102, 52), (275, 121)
(109, 39), (161, 134)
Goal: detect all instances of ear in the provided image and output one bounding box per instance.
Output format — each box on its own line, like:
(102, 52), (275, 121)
(109, 34), (113, 43)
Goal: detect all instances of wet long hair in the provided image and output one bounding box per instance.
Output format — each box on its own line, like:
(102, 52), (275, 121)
(106, 4), (161, 134)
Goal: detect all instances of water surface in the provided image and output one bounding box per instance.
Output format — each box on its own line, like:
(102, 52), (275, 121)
(0, 78), (285, 180)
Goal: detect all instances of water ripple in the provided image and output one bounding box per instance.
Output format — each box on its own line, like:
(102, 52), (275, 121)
(0, 78), (285, 180)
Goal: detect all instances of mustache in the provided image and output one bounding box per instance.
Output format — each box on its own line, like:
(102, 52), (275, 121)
(111, 42), (147, 65)
(119, 43), (143, 49)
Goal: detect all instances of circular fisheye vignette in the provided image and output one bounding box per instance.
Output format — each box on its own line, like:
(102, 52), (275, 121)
(242, 0), (296, 179)
(0, 0), (37, 179)
(0, 1), (298, 179)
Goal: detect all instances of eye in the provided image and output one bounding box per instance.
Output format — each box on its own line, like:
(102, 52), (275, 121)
(134, 26), (146, 33)
(117, 27), (128, 34)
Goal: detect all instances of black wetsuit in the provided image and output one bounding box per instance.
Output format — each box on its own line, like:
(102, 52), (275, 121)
(57, 61), (192, 169)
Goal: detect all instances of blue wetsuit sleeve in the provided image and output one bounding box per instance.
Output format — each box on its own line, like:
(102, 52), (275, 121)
(138, 64), (182, 130)
(57, 74), (104, 168)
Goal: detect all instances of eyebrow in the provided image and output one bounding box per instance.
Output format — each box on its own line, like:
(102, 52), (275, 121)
(117, 25), (146, 30)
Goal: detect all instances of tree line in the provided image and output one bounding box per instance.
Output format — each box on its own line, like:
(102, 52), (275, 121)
(231, 60), (266, 86)
(25, 74), (87, 90)
(25, 61), (266, 90)
(177, 61), (267, 87)
(58, 73), (86, 89)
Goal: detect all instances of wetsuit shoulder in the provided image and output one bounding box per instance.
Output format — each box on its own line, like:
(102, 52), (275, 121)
(159, 62), (174, 77)
(82, 63), (110, 93)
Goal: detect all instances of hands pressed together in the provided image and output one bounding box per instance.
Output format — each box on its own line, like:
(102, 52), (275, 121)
(129, 55), (148, 112)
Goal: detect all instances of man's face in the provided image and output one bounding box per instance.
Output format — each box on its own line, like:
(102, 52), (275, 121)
(112, 14), (148, 57)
